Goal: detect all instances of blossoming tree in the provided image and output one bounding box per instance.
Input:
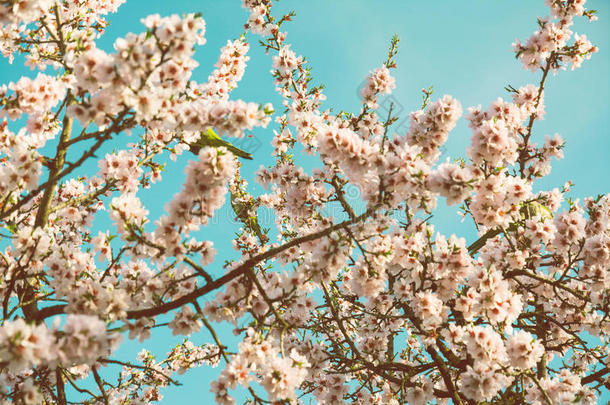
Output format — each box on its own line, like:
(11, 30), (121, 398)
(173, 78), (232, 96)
(0, 0), (608, 404)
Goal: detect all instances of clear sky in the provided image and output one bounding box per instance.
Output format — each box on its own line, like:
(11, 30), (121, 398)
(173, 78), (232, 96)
(1, 0), (608, 403)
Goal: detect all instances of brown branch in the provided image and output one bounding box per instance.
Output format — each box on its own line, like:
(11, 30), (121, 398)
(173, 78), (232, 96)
(518, 51), (554, 178)
(100, 359), (181, 386)
(426, 346), (464, 405)
(582, 367), (610, 385)
(0, 111), (132, 221)
(35, 95), (74, 228)
(92, 366), (109, 405)
(507, 269), (586, 301)
(56, 368), (67, 405)
(34, 206), (378, 321)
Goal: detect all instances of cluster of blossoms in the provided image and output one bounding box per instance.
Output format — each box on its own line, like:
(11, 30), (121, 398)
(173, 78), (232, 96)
(153, 147), (236, 260)
(99, 342), (220, 404)
(470, 171), (533, 229)
(200, 39), (250, 101)
(2, 73), (66, 120)
(316, 123), (382, 202)
(0, 0), (125, 67)
(67, 13), (204, 127)
(0, 0), (54, 26)
(360, 66), (396, 109)
(68, 12), (270, 141)
(0, 121), (43, 195)
(255, 161), (329, 230)
(467, 102), (523, 168)
(98, 149), (144, 194)
(211, 330), (310, 405)
(406, 95), (462, 163)
(427, 161), (479, 206)
(0, 0), (607, 404)
(0, 315), (120, 374)
(513, 0), (598, 71)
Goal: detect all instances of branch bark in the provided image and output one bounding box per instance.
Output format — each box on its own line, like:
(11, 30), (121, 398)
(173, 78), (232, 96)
(34, 206), (378, 321)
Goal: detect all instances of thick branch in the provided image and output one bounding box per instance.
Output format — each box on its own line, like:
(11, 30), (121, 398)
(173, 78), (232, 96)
(582, 367), (610, 385)
(35, 96), (74, 228)
(35, 206), (377, 321)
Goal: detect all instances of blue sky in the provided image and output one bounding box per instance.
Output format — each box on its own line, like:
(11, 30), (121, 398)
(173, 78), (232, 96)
(1, 0), (608, 403)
